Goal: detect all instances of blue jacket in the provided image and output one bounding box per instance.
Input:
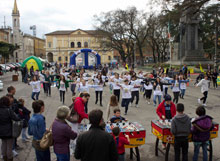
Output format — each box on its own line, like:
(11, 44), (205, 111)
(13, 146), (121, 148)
(28, 113), (46, 140)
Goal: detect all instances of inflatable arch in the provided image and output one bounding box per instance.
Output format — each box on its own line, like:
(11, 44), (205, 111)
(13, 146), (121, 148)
(22, 56), (43, 71)
(70, 49), (101, 69)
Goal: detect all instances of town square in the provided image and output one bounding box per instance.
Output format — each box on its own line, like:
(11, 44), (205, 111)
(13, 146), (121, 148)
(0, 0), (220, 161)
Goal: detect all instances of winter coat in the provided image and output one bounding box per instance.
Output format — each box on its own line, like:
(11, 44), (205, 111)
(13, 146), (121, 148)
(0, 106), (20, 139)
(156, 100), (176, 120)
(171, 113), (191, 137)
(191, 115), (213, 142)
(75, 126), (118, 161)
(74, 97), (88, 123)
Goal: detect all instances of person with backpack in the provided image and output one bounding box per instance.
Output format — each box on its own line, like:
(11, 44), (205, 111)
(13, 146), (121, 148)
(0, 96), (21, 161)
(191, 106), (213, 161)
(171, 103), (191, 161)
(18, 98), (31, 142)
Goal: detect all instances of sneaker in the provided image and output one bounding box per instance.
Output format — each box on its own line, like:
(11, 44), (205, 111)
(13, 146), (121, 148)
(124, 112), (127, 115)
(148, 101), (151, 105)
(154, 104), (156, 107)
(203, 104), (207, 107)
(162, 144), (166, 150)
(13, 150), (18, 157)
(198, 99), (201, 104)
(135, 104), (139, 108)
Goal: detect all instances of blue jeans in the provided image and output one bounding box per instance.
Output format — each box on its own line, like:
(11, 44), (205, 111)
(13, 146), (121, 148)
(181, 89), (186, 97)
(21, 127), (28, 140)
(153, 95), (162, 105)
(121, 99), (131, 114)
(32, 92), (40, 100)
(55, 153), (70, 161)
(193, 142), (208, 161)
(118, 153), (125, 161)
(35, 149), (51, 161)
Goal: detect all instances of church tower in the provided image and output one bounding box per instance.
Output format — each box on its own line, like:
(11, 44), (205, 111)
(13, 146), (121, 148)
(12, 0), (21, 62)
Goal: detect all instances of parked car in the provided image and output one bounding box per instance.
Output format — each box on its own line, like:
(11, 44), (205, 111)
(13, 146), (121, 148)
(0, 64), (10, 72)
(0, 80), (3, 90)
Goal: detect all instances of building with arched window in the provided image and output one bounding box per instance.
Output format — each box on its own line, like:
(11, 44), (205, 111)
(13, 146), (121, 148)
(45, 29), (114, 65)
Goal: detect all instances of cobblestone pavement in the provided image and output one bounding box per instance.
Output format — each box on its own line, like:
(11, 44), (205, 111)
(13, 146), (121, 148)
(0, 70), (220, 161)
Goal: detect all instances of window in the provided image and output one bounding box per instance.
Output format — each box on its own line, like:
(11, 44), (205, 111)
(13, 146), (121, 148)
(108, 56), (111, 61)
(14, 19), (16, 27)
(78, 31), (81, 34)
(15, 52), (18, 58)
(77, 42), (81, 48)
(84, 42), (88, 48)
(48, 42), (52, 48)
(65, 56), (68, 61)
(58, 56), (61, 61)
(70, 42), (74, 48)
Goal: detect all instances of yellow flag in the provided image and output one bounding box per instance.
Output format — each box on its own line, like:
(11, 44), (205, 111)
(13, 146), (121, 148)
(200, 63), (204, 73)
(126, 64), (129, 71)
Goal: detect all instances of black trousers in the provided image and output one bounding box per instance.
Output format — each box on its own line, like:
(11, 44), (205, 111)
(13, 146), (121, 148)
(131, 91), (139, 105)
(174, 136), (189, 161)
(45, 83), (51, 96)
(85, 101), (88, 113)
(213, 79), (218, 88)
(145, 90), (152, 99)
(43, 83), (46, 93)
(60, 90), (65, 104)
(113, 89), (120, 102)
(173, 92), (180, 104)
(200, 91), (208, 104)
(95, 91), (103, 105)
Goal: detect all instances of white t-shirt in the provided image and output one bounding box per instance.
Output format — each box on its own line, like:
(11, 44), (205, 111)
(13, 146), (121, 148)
(197, 79), (210, 93)
(30, 81), (41, 93)
(124, 75), (131, 81)
(113, 78), (123, 90)
(172, 80), (180, 92)
(144, 83), (153, 90)
(61, 72), (69, 80)
(180, 82), (187, 90)
(94, 78), (103, 91)
(130, 80), (142, 91)
(59, 81), (66, 91)
(121, 84), (132, 99)
(154, 84), (163, 96)
(78, 83), (100, 93)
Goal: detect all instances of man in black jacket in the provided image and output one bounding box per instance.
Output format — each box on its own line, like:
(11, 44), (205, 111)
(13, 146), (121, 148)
(74, 109), (118, 161)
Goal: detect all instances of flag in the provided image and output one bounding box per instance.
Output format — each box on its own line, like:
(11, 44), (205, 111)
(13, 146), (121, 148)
(126, 64), (129, 71)
(199, 63), (204, 73)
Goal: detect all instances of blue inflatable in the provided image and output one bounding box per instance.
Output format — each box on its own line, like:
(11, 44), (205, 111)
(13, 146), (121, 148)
(70, 49), (101, 69)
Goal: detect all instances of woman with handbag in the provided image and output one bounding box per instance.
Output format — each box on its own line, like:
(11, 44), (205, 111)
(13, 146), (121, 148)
(0, 96), (21, 161)
(52, 106), (77, 161)
(28, 100), (51, 161)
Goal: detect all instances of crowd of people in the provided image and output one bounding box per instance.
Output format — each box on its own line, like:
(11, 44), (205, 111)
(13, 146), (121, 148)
(0, 63), (218, 161)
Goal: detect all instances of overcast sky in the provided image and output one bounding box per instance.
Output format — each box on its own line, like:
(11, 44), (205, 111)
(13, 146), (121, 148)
(0, 0), (218, 39)
(0, 0), (158, 38)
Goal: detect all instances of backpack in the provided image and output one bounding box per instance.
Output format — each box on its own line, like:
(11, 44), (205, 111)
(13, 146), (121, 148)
(66, 99), (80, 123)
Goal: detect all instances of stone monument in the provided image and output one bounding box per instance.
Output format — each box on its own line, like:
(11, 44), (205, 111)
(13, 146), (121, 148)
(177, 5), (212, 65)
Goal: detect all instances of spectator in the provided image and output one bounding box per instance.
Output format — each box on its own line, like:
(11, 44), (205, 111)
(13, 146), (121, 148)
(106, 95), (119, 121)
(112, 126), (130, 161)
(0, 96), (20, 161)
(75, 109), (118, 161)
(28, 100), (51, 161)
(171, 103), (191, 161)
(18, 98), (31, 142)
(52, 106), (77, 161)
(192, 106), (213, 161)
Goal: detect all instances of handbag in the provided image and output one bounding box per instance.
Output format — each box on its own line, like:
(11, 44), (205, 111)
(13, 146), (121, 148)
(8, 109), (23, 138)
(66, 100), (80, 123)
(40, 127), (53, 149)
(11, 120), (23, 138)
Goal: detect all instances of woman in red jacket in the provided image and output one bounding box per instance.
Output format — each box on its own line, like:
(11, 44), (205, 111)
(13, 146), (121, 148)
(156, 94), (176, 120)
(156, 94), (176, 149)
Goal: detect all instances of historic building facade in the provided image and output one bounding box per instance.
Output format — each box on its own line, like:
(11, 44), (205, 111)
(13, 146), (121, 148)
(0, 0), (46, 63)
(45, 29), (114, 65)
